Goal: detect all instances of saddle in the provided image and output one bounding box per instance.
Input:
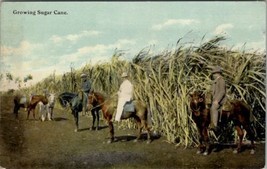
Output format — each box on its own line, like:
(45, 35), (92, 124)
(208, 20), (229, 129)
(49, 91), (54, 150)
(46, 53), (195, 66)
(222, 100), (232, 112)
(123, 100), (135, 112)
(121, 100), (135, 118)
(19, 96), (27, 104)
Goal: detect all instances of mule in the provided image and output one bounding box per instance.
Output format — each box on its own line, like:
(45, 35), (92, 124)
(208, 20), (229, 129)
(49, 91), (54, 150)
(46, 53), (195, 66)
(27, 95), (48, 120)
(189, 91), (256, 155)
(39, 93), (56, 121)
(87, 91), (152, 144)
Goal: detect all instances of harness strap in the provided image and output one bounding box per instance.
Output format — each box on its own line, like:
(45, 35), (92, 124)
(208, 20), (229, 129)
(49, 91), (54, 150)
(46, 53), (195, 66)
(88, 93), (117, 110)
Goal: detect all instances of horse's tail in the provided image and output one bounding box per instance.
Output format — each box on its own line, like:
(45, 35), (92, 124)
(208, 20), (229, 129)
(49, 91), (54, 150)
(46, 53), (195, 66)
(241, 101), (256, 124)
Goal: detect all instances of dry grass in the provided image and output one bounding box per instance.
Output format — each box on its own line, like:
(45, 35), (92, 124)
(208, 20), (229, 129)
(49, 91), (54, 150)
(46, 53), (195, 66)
(21, 36), (266, 147)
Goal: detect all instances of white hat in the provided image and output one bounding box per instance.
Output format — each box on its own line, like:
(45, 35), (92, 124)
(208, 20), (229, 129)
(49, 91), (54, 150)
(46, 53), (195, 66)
(121, 72), (128, 78)
(212, 66), (222, 74)
(80, 73), (87, 78)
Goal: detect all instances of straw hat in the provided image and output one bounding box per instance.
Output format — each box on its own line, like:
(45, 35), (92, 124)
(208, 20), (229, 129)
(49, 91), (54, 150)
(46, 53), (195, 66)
(121, 72), (128, 78)
(211, 66), (222, 74)
(80, 73), (87, 78)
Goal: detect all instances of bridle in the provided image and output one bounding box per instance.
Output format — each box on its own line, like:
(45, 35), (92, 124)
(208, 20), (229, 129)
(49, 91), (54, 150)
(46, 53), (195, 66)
(87, 92), (117, 110)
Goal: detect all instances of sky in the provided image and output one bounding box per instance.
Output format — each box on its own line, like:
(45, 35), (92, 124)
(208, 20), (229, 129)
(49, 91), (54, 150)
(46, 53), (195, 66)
(0, 1), (266, 91)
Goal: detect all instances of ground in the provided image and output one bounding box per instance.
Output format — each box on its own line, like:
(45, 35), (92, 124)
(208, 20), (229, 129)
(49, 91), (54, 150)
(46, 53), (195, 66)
(0, 94), (265, 169)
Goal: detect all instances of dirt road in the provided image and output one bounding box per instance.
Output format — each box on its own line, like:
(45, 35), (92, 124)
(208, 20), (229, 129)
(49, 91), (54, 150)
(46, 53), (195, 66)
(0, 95), (265, 169)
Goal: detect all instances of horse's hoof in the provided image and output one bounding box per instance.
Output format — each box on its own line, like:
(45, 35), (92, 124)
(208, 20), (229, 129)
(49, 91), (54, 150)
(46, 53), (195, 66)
(196, 150), (202, 154)
(74, 129), (79, 132)
(133, 139), (139, 143)
(250, 149), (255, 155)
(233, 149), (239, 154)
(107, 140), (112, 144)
(203, 151), (209, 156)
(146, 140), (152, 144)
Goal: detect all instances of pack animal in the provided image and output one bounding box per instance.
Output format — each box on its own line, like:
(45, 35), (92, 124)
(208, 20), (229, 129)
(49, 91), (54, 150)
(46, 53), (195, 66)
(38, 93), (56, 121)
(189, 91), (256, 155)
(87, 91), (151, 144)
(13, 94), (48, 120)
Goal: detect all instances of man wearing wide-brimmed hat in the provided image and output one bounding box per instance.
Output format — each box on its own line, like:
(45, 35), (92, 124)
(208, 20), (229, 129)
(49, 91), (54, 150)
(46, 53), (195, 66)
(210, 66), (227, 132)
(115, 72), (133, 122)
(80, 73), (92, 115)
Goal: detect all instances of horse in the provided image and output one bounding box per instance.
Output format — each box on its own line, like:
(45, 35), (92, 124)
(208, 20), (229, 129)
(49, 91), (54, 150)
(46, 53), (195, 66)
(39, 93), (56, 121)
(189, 91), (256, 155)
(13, 94), (30, 118)
(27, 95), (48, 120)
(13, 94), (48, 120)
(58, 92), (86, 132)
(87, 91), (152, 144)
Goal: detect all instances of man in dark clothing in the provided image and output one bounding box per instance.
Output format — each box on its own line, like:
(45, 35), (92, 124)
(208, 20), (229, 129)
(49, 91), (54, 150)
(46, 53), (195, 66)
(80, 73), (91, 115)
(210, 66), (227, 132)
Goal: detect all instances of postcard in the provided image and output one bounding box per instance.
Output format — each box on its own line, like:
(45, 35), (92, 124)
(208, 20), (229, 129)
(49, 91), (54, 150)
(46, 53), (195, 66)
(0, 1), (265, 169)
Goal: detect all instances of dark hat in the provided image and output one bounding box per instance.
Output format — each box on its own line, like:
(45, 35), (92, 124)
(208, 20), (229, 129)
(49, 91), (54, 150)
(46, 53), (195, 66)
(212, 66), (222, 74)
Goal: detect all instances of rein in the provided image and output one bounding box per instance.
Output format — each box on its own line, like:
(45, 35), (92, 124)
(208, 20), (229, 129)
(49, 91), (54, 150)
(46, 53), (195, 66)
(88, 93), (117, 110)
(191, 106), (201, 112)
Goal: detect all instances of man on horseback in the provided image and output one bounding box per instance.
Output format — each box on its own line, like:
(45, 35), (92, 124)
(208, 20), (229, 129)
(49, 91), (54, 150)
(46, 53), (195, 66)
(115, 72), (134, 122)
(210, 66), (227, 132)
(80, 73), (92, 115)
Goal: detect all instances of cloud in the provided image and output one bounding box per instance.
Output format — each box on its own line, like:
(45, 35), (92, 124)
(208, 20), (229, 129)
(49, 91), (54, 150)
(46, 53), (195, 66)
(50, 30), (101, 44)
(56, 38), (137, 68)
(152, 19), (200, 30)
(1, 41), (40, 57)
(213, 23), (234, 35)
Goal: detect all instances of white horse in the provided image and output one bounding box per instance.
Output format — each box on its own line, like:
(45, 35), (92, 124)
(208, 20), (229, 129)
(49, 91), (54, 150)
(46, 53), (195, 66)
(38, 93), (56, 121)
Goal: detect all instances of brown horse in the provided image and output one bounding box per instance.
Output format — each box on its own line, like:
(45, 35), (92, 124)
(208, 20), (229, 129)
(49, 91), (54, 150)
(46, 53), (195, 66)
(14, 94), (48, 120)
(87, 91), (152, 144)
(189, 91), (256, 155)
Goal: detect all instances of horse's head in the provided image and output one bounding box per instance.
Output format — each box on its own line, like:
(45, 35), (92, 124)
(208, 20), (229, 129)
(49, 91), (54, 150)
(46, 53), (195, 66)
(88, 92), (97, 106)
(48, 93), (56, 106)
(189, 91), (206, 116)
(87, 91), (107, 110)
(58, 92), (75, 108)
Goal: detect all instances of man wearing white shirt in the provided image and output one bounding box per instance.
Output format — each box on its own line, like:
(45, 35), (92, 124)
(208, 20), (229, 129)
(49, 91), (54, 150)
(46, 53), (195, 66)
(115, 72), (133, 122)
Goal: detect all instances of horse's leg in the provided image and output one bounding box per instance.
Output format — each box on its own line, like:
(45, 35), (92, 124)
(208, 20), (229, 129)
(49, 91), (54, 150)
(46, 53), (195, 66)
(234, 125), (244, 154)
(133, 116), (142, 142)
(74, 111), (79, 132)
(40, 105), (45, 122)
(91, 110), (96, 130)
(27, 106), (31, 120)
(96, 109), (100, 130)
(202, 127), (210, 155)
(13, 104), (19, 119)
(50, 107), (54, 120)
(243, 123), (256, 154)
(33, 108), (36, 120)
(142, 119), (151, 144)
(196, 127), (204, 154)
(47, 106), (51, 121)
(107, 119), (114, 144)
